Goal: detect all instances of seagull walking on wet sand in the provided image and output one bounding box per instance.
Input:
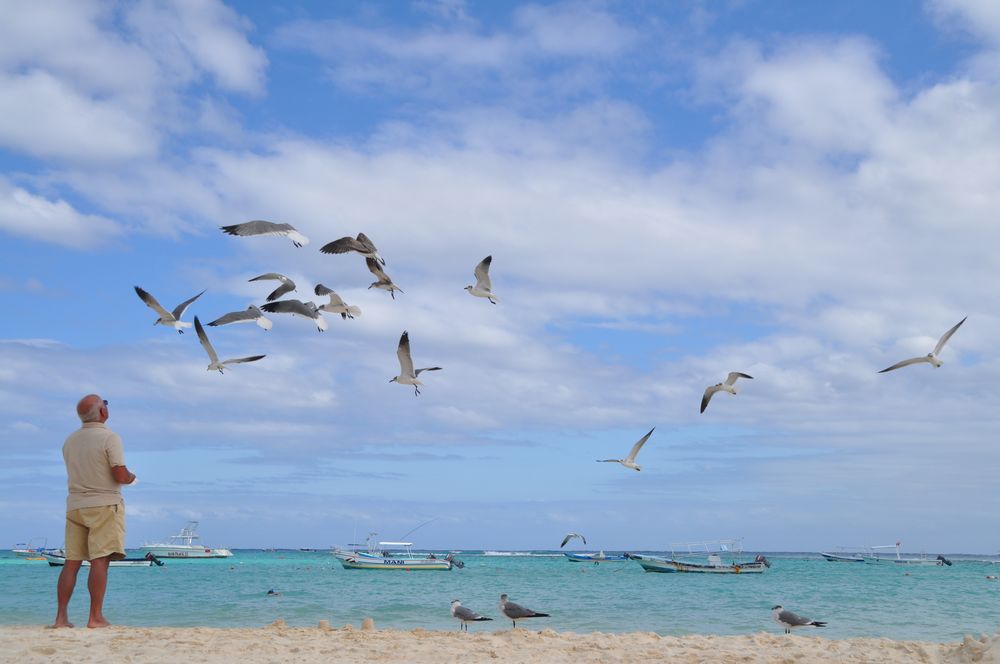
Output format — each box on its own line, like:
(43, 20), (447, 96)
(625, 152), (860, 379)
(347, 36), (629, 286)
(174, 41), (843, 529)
(499, 594), (549, 628)
(464, 255), (498, 304)
(193, 317), (265, 374)
(207, 305), (272, 330)
(260, 300), (327, 332)
(772, 605), (827, 634)
(701, 372), (753, 413)
(878, 317), (967, 373)
(134, 286), (204, 334)
(320, 232), (385, 265)
(249, 273), (296, 302)
(450, 600), (493, 631)
(597, 427), (655, 472)
(560, 533), (587, 548)
(366, 257), (403, 299)
(314, 284), (361, 319)
(390, 331), (441, 395)
(220, 220), (310, 248)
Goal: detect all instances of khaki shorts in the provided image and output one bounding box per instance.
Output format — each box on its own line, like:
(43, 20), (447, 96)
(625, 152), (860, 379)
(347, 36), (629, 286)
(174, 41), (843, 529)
(65, 504), (126, 561)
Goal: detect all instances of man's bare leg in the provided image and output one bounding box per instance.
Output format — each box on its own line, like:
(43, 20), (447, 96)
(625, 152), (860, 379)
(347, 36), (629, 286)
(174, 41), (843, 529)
(86, 556), (112, 628)
(50, 560), (82, 628)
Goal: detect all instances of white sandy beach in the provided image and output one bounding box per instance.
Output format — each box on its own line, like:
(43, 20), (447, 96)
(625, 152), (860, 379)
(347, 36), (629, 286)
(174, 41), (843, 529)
(2, 623), (998, 664)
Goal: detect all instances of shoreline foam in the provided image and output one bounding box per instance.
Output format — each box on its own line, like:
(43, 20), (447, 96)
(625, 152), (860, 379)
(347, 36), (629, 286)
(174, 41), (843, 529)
(2, 624), (998, 663)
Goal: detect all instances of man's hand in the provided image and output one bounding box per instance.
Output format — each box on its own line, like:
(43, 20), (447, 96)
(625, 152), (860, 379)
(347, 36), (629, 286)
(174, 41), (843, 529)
(111, 465), (136, 485)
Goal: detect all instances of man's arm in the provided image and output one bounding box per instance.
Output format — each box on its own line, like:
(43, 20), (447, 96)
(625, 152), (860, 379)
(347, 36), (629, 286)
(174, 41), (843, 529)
(111, 465), (136, 485)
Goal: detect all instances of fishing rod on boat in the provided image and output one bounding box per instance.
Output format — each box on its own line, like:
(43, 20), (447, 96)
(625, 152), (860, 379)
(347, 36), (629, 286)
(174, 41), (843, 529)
(398, 517), (438, 542)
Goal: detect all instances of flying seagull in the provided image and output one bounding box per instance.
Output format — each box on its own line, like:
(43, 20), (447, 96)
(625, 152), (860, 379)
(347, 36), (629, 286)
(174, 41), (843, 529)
(260, 300), (327, 332)
(319, 232), (385, 265)
(314, 284), (361, 319)
(597, 427), (655, 472)
(560, 533), (587, 548)
(219, 221), (309, 248)
(701, 372), (754, 414)
(450, 600), (493, 632)
(366, 257), (403, 299)
(390, 330), (441, 396)
(499, 594), (549, 629)
(134, 286), (204, 334)
(464, 255), (498, 304)
(193, 316), (265, 374)
(207, 305), (272, 330)
(771, 605), (827, 634)
(878, 317), (967, 373)
(249, 273), (296, 302)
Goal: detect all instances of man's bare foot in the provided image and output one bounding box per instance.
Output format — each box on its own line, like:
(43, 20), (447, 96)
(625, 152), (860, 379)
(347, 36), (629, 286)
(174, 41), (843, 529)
(87, 618), (110, 628)
(47, 621), (74, 629)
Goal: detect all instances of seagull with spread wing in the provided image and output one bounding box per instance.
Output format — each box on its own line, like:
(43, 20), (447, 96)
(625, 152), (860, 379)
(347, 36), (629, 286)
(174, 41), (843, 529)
(879, 317), (967, 373)
(260, 300), (327, 332)
(133, 286), (204, 334)
(207, 305), (272, 330)
(219, 220), (309, 247)
(366, 257), (403, 299)
(193, 317), (265, 374)
(701, 372), (753, 413)
(390, 331), (441, 396)
(249, 273), (296, 302)
(597, 427), (655, 472)
(464, 255), (498, 304)
(319, 232), (385, 265)
(314, 284), (361, 319)
(560, 533), (587, 548)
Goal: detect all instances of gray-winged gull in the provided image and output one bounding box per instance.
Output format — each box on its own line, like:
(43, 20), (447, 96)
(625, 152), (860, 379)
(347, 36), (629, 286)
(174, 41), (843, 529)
(597, 427), (655, 472)
(220, 221), (309, 248)
(260, 299), (327, 332)
(499, 594), (549, 628)
(701, 372), (753, 413)
(464, 255), (498, 304)
(879, 317), (967, 373)
(390, 331), (441, 396)
(450, 600), (493, 631)
(193, 317), (265, 373)
(207, 305), (272, 330)
(134, 286), (204, 334)
(771, 605), (827, 634)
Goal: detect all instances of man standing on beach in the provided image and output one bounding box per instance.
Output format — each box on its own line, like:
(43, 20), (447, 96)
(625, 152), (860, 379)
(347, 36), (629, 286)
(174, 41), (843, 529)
(51, 394), (136, 629)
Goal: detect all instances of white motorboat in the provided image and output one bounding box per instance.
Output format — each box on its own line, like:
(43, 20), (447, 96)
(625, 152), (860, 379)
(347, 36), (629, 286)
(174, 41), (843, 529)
(332, 533), (457, 570)
(43, 553), (164, 567)
(629, 539), (770, 574)
(820, 549), (866, 563)
(138, 522), (232, 559)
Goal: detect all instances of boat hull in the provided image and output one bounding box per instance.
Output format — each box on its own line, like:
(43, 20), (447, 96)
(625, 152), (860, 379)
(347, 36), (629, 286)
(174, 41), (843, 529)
(563, 553), (628, 563)
(333, 550), (452, 570)
(629, 554), (767, 574)
(820, 552), (866, 563)
(43, 554), (162, 567)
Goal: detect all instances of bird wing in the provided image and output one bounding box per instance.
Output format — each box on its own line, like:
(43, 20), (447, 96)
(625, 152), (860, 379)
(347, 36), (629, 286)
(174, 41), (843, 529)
(266, 280), (296, 302)
(366, 256), (389, 281)
(725, 372), (753, 386)
(453, 605), (482, 621)
(415, 367), (442, 376)
(171, 290), (205, 320)
(503, 602), (542, 619)
(560, 533), (586, 548)
(878, 356), (927, 373)
(356, 232), (378, 253)
(261, 299), (308, 316)
(220, 221), (296, 238)
(474, 255), (492, 290)
(207, 309), (255, 326)
(314, 283), (333, 296)
(134, 286), (173, 320)
(249, 273), (286, 282)
(220, 355), (265, 366)
(193, 317), (219, 364)
(397, 331), (415, 376)
(933, 316), (967, 356)
(701, 385), (720, 413)
(315, 285), (346, 307)
(778, 609), (811, 627)
(625, 427), (655, 463)
(596, 459), (620, 463)
(320, 236), (364, 255)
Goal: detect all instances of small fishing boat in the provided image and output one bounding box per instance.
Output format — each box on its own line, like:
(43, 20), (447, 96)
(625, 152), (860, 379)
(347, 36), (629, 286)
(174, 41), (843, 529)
(332, 533), (457, 570)
(628, 539), (769, 574)
(563, 551), (628, 563)
(820, 551), (866, 563)
(138, 522), (232, 559)
(43, 553), (164, 567)
(868, 542), (952, 566)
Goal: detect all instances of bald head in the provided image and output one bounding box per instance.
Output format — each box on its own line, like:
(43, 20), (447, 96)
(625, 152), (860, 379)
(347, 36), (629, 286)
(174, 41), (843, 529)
(77, 394), (106, 423)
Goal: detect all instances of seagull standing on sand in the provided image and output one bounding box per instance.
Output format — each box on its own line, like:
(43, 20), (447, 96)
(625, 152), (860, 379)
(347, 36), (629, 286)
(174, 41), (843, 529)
(499, 594), (549, 628)
(464, 255), (498, 304)
(366, 257), (403, 299)
(314, 284), (361, 319)
(207, 305), (272, 330)
(249, 273), (297, 302)
(597, 427), (655, 472)
(450, 600), (493, 631)
(134, 286), (204, 334)
(878, 317), (967, 373)
(219, 221), (309, 248)
(771, 605), (827, 634)
(193, 317), (265, 374)
(390, 331), (441, 396)
(701, 372), (753, 413)
(320, 232), (385, 265)
(560, 533), (587, 548)
(260, 300), (327, 332)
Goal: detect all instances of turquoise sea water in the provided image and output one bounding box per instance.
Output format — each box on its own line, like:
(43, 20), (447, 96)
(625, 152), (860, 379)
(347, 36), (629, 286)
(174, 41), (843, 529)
(2, 551), (999, 641)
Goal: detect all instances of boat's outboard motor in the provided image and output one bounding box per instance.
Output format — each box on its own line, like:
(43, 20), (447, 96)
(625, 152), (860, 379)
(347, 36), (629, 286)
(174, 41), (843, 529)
(145, 552), (165, 566)
(755, 554), (771, 568)
(444, 553), (465, 569)
(936, 555), (953, 566)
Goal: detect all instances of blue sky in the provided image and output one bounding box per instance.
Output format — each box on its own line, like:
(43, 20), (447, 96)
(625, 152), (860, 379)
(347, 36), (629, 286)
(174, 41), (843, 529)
(2, 0), (999, 553)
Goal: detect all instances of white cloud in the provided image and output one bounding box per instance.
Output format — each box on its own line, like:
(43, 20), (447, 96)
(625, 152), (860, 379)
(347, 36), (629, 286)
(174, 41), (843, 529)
(0, 177), (122, 248)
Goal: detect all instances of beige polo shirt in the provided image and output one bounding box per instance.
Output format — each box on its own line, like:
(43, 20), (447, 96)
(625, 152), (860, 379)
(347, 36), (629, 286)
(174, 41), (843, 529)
(63, 422), (125, 511)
